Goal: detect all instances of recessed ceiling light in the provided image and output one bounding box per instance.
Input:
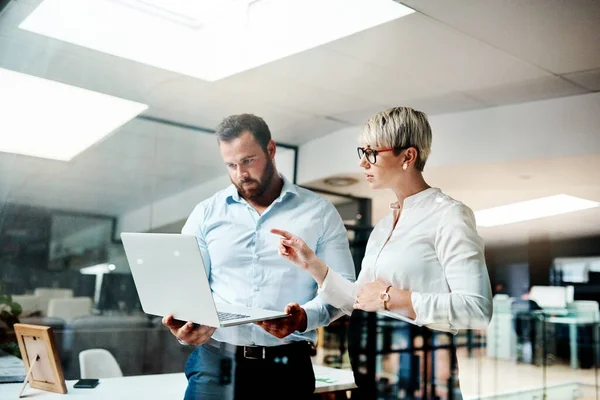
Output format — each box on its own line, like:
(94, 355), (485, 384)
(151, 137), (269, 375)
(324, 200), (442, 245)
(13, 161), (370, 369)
(475, 194), (600, 227)
(324, 177), (359, 187)
(20, 0), (414, 81)
(109, 0), (243, 28)
(0, 67), (148, 161)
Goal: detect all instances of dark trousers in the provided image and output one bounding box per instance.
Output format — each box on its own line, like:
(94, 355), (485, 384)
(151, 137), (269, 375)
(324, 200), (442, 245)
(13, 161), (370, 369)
(184, 341), (315, 400)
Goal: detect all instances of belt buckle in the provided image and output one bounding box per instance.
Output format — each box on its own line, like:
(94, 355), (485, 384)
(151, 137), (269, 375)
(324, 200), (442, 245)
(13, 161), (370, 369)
(243, 345), (266, 360)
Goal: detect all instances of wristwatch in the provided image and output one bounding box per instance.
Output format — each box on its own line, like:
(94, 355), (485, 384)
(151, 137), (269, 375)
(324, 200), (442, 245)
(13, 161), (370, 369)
(381, 285), (392, 311)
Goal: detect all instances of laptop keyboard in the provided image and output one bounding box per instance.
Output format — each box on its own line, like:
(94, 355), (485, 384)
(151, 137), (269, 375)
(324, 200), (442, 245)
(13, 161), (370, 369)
(218, 311), (250, 321)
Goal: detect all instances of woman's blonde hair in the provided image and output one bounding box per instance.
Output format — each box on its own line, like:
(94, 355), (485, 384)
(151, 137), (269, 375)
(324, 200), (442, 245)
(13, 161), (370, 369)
(360, 107), (432, 171)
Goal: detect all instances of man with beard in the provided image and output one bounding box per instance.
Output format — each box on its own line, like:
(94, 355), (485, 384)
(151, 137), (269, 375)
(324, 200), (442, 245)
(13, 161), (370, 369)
(162, 114), (356, 400)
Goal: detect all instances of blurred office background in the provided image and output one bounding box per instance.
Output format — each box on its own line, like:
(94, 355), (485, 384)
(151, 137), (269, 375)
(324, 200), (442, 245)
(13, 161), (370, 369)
(1, 0), (600, 398)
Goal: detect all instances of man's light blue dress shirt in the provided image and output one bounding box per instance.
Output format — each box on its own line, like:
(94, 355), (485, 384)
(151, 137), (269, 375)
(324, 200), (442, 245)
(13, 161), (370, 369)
(181, 175), (356, 346)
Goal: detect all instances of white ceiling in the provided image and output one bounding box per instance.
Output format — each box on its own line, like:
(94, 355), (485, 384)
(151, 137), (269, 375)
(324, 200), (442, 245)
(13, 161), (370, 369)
(0, 118), (227, 214)
(0, 0), (599, 242)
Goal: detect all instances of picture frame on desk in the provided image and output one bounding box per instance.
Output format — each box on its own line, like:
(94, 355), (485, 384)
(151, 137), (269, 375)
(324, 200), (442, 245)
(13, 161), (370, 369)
(13, 323), (67, 396)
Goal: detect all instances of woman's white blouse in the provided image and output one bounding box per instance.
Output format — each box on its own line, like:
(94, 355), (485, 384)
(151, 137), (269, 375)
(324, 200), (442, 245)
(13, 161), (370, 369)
(318, 187), (493, 334)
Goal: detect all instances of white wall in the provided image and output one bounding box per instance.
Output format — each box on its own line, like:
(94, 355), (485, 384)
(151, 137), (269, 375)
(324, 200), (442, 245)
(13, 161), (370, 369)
(117, 174), (231, 235)
(274, 146), (296, 181)
(298, 92), (600, 184)
(117, 145), (296, 234)
(119, 93), (600, 232)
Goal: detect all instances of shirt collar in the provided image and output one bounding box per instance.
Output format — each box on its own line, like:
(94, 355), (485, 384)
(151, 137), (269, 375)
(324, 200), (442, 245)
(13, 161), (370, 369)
(226, 174), (297, 204)
(389, 187), (439, 210)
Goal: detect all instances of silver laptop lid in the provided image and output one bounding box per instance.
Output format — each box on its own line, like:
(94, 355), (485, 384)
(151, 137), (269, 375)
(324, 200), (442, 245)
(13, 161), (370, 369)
(120, 232), (221, 327)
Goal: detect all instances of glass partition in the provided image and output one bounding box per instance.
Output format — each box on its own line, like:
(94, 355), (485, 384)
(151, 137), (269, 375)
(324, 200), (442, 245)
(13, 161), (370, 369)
(0, 22), (298, 382)
(0, 1), (598, 398)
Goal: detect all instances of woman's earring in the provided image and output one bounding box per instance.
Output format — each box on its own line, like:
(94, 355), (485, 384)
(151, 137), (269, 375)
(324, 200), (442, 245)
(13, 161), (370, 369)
(402, 163), (408, 171)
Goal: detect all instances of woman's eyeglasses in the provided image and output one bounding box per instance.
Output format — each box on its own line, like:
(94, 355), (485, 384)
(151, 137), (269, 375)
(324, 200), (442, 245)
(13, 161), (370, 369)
(357, 146), (394, 164)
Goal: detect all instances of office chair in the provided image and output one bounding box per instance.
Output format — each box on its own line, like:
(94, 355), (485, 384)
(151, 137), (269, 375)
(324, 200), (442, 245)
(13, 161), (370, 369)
(79, 349), (123, 379)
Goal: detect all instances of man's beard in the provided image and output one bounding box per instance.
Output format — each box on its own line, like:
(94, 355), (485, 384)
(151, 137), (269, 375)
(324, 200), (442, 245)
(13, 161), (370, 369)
(233, 158), (276, 201)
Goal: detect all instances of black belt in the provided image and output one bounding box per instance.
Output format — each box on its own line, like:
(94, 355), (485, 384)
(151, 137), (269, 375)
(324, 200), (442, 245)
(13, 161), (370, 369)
(206, 339), (312, 361)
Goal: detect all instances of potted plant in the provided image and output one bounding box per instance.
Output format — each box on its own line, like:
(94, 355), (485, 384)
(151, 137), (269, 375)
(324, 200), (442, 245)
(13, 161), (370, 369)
(0, 282), (22, 358)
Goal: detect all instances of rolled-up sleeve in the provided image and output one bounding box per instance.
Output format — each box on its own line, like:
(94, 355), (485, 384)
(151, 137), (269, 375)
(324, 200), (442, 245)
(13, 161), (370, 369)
(302, 202), (356, 332)
(317, 226), (377, 317)
(317, 267), (358, 316)
(410, 203), (493, 331)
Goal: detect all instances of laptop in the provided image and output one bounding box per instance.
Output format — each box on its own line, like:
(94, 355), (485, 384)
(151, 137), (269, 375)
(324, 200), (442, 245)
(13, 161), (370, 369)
(120, 232), (289, 328)
(528, 286), (570, 316)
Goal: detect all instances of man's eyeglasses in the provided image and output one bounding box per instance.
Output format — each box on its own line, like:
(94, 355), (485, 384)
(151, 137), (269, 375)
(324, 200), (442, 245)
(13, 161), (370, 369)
(357, 146), (394, 164)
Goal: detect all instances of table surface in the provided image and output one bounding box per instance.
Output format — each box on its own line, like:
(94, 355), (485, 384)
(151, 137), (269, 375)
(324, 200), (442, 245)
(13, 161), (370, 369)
(544, 316), (599, 324)
(0, 353), (26, 383)
(0, 364), (356, 398)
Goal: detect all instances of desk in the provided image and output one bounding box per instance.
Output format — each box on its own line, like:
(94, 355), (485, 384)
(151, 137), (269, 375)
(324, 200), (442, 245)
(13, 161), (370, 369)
(543, 315), (599, 369)
(313, 364), (356, 394)
(0, 373), (186, 399)
(0, 364), (356, 399)
(0, 352), (25, 383)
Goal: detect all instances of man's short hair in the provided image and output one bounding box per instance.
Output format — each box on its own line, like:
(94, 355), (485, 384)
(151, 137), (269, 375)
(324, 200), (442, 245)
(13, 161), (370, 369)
(215, 114), (271, 153)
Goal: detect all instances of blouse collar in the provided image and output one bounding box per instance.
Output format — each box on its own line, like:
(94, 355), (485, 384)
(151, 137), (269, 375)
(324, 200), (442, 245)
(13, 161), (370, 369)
(389, 187), (439, 210)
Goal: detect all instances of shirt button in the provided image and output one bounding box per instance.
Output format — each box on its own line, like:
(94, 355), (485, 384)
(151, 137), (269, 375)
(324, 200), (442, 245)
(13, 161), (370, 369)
(253, 254), (259, 261)
(254, 287), (259, 292)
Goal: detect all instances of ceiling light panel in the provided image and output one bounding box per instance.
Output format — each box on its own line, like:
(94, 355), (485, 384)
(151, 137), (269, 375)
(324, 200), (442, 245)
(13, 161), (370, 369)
(0, 67), (148, 161)
(475, 194), (600, 227)
(20, 0), (414, 81)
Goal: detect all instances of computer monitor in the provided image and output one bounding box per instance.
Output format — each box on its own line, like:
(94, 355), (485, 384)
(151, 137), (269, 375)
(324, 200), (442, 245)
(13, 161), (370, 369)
(529, 286), (568, 309)
(96, 273), (141, 313)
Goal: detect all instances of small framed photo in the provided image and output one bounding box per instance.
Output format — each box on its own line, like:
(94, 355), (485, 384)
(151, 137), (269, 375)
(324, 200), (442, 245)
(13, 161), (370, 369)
(13, 323), (67, 395)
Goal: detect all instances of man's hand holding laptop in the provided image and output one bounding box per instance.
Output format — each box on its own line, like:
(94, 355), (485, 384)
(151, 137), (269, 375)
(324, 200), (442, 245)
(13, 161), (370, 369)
(162, 302), (304, 343)
(255, 302), (306, 338)
(162, 315), (216, 346)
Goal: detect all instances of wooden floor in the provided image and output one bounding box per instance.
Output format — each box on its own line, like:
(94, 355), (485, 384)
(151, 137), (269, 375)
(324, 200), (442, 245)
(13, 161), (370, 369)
(313, 346), (600, 399)
(453, 348), (599, 398)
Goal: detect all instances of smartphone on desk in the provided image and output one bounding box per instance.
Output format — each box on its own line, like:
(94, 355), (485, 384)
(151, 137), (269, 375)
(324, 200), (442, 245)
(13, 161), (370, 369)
(74, 378), (100, 388)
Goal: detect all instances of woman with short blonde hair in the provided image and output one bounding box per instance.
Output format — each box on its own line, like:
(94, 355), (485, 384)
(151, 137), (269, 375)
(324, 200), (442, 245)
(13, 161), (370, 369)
(273, 106), (492, 398)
